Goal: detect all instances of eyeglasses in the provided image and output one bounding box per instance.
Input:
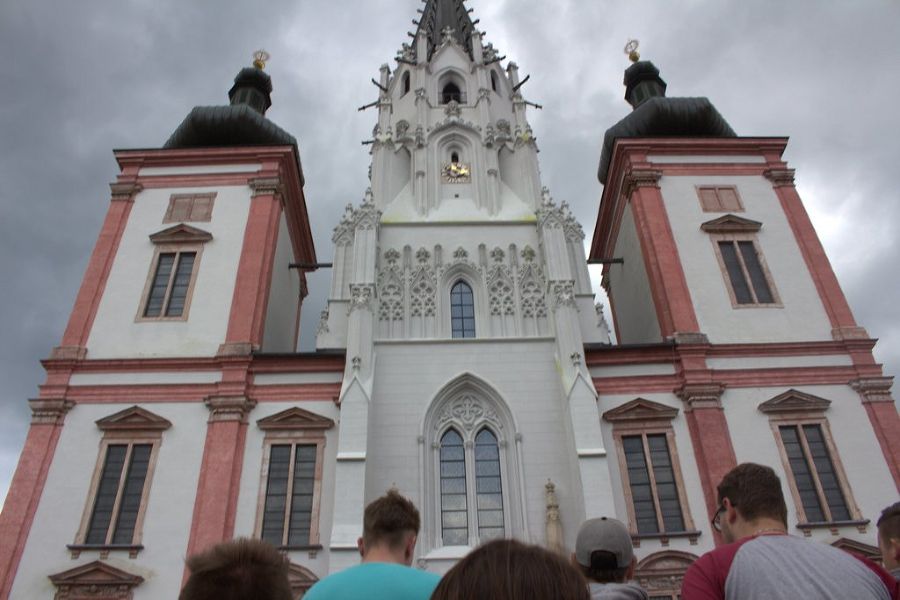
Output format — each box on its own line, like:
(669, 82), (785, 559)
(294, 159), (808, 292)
(712, 504), (726, 532)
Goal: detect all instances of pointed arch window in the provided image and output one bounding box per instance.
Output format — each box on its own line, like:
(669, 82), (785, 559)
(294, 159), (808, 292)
(442, 82), (462, 104)
(438, 426), (505, 546)
(402, 72), (411, 96)
(490, 71), (499, 93)
(450, 281), (476, 338)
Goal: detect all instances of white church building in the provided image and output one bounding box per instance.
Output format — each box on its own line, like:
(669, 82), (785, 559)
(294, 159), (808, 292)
(0, 1), (897, 598)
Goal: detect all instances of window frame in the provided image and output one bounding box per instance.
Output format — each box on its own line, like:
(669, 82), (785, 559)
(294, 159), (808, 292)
(254, 408), (334, 550)
(434, 422), (509, 548)
(450, 279), (477, 338)
(163, 192), (216, 223)
(709, 233), (782, 308)
(603, 399), (697, 543)
(695, 185), (743, 212)
(760, 391), (863, 530)
(72, 407), (171, 557)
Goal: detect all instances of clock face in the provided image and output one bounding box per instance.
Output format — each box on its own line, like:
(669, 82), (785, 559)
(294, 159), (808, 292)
(442, 161), (471, 183)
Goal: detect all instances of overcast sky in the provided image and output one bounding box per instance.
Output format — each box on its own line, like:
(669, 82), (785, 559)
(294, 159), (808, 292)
(1, 0), (898, 510)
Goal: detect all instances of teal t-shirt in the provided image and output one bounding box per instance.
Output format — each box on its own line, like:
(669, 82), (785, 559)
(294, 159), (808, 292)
(303, 562), (441, 600)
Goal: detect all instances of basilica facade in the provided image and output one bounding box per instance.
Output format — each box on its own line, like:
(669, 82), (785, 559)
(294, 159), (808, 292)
(0, 1), (897, 598)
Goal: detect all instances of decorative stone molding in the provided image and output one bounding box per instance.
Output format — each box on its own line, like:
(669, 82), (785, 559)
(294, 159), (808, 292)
(216, 341), (253, 357)
(316, 309), (329, 335)
(50, 345), (88, 360)
(148, 223), (213, 245)
(622, 169), (662, 197)
(49, 560), (144, 600)
(700, 214), (763, 234)
(603, 398), (679, 425)
(758, 389), (831, 415)
(349, 284), (376, 313)
(764, 168), (796, 187)
(109, 181), (143, 202)
(850, 377), (895, 403)
(549, 280), (577, 310)
(96, 406), (172, 432)
(444, 99), (461, 117)
(257, 407), (335, 431)
(435, 394), (502, 432)
(29, 398), (75, 425)
(634, 550), (698, 598)
(248, 176), (283, 197)
(333, 191), (382, 239)
(205, 395), (256, 422)
(831, 326), (870, 341)
(545, 480), (564, 554)
(671, 332), (710, 346)
(676, 383), (725, 411)
(378, 249), (405, 323)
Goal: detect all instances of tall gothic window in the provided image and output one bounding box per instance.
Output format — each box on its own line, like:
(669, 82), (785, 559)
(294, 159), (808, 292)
(439, 426), (505, 546)
(450, 281), (475, 338)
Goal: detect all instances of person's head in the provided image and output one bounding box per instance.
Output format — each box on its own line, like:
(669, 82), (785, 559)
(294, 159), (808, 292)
(178, 537), (292, 600)
(432, 539), (589, 600)
(357, 489), (421, 565)
(714, 463), (788, 543)
(877, 501), (900, 571)
(572, 517), (636, 584)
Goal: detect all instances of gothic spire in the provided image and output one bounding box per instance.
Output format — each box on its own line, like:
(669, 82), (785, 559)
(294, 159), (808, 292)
(413, 0), (477, 60)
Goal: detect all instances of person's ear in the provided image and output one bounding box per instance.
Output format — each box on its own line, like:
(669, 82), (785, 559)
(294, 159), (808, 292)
(724, 497), (739, 524)
(891, 537), (900, 563)
(357, 537), (365, 558)
(404, 534), (417, 565)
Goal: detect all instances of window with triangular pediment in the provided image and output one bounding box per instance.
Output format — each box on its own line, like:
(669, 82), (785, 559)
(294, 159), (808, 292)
(255, 407), (334, 550)
(603, 399), (698, 543)
(71, 406), (171, 558)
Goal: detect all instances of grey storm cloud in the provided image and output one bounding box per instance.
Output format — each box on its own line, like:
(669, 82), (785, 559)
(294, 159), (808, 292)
(1, 0), (898, 507)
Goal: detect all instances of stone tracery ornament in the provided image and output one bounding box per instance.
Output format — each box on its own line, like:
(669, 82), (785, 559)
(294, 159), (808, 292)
(487, 262), (515, 317)
(452, 247), (469, 261)
(435, 394), (502, 432)
(378, 249), (405, 323)
(349, 284), (376, 313)
(549, 280), (577, 310)
(410, 248), (437, 318)
(316, 309), (330, 335)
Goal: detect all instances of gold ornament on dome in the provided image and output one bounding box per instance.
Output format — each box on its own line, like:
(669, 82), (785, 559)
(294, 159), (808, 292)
(253, 50), (270, 70)
(624, 39), (640, 63)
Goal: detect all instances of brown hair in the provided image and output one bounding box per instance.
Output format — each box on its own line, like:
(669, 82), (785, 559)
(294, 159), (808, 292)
(363, 489), (421, 550)
(877, 501), (900, 543)
(432, 539), (590, 600)
(178, 537), (292, 600)
(717, 463), (788, 527)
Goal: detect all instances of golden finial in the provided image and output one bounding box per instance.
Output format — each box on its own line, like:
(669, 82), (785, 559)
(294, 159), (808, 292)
(624, 39), (640, 63)
(252, 50), (270, 70)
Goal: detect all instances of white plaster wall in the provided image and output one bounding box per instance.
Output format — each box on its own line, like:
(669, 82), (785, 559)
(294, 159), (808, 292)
(609, 203), (661, 344)
(232, 400), (341, 580)
(9, 402), (207, 600)
(724, 385), (895, 549)
(86, 185), (251, 358)
(660, 174), (833, 343)
(708, 354), (853, 370)
(597, 392), (715, 558)
(366, 340), (589, 555)
(589, 363), (676, 378)
(262, 215), (300, 352)
(69, 370), (221, 385)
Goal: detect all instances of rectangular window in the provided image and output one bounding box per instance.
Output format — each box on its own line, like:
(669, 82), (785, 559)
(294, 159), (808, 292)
(141, 250), (197, 319)
(85, 443), (152, 545)
(622, 434), (686, 534)
(779, 424), (851, 523)
(697, 186), (742, 212)
(163, 193), (215, 223)
(716, 239), (777, 305)
(261, 444), (318, 547)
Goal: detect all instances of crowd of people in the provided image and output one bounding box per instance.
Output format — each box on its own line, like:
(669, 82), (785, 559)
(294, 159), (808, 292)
(178, 463), (900, 600)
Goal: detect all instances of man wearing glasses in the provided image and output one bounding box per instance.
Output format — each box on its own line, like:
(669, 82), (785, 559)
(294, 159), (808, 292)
(681, 463), (898, 600)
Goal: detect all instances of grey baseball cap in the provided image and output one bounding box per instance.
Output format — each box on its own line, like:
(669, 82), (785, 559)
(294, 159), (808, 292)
(574, 517), (633, 569)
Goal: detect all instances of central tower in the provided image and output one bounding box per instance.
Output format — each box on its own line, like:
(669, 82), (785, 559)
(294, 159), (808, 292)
(317, 0), (612, 573)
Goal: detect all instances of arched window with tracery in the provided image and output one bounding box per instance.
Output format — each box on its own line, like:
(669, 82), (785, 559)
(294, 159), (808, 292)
(437, 424), (505, 547)
(450, 281), (475, 338)
(423, 375), (524, 555)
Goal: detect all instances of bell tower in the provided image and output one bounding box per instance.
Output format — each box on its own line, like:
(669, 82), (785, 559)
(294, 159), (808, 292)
(318, 0), (612, 574)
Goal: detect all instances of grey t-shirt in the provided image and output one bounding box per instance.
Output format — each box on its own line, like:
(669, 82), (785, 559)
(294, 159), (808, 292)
(588, 581), (648, 600)
(725, 535), (891, 600)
